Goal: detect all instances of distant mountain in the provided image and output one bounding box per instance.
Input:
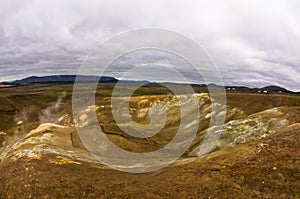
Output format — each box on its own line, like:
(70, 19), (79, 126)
(5, 75), (118, 84)
(0, 75), (297, 94)
(224, 85), (296, 94)
(259, 85), (294, 94)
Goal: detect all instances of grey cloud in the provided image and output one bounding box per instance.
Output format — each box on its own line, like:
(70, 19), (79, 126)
(0, 0), (299, 91)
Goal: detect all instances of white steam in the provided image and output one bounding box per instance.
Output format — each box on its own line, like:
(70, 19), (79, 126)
(39, 92), (67, 123)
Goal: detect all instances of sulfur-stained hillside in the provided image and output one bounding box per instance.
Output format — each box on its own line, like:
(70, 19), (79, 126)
(0, 84), (300, 198)
(0, 122), (299, 198)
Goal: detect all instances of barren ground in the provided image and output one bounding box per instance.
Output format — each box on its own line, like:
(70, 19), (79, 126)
(0, 84), (299, 198)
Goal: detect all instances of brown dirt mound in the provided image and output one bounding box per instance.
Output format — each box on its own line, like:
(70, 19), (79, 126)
(0, 124), (299, 199)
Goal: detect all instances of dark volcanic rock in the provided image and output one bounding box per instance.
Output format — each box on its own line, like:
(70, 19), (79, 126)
(10, 75), (118, 84)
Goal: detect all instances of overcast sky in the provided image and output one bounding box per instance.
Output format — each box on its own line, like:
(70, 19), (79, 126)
(0, 0), (299, 91)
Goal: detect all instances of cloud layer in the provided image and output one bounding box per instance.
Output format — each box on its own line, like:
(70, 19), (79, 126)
(0, 0), (299, 91)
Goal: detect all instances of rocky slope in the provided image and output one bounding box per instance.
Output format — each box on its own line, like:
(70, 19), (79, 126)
(1, 95), (299, 165)
(0, 123), (299, 198)
(0, 92), (300, 198)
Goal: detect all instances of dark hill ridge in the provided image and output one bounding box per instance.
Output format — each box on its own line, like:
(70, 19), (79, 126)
(0, 75), (297, 94)
(225, 85), (296, 94)
(260, 85), (293, 93)
(4, 75), (118, 84)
